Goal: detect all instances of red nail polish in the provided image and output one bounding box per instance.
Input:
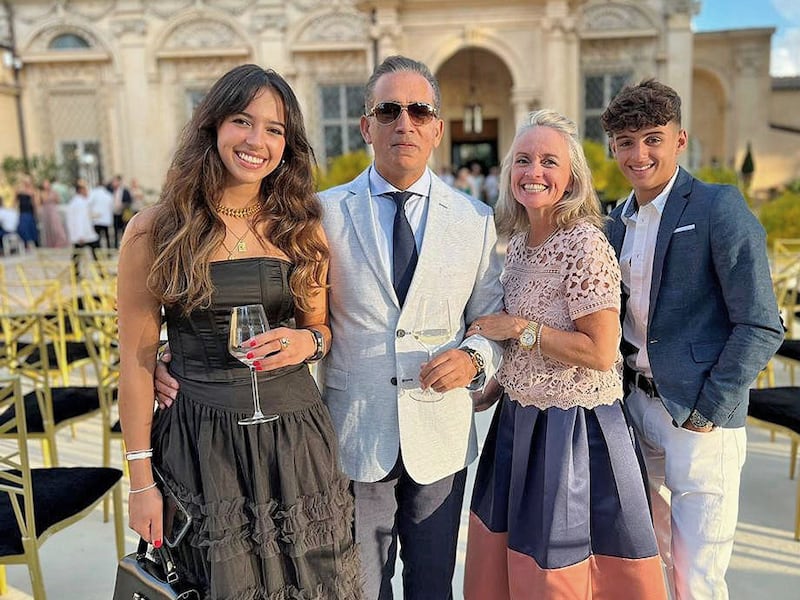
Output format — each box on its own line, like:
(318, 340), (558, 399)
(252, 361), (261, 368)
(246, 352), (254, 359)
(249, 340), (257, 347)
(255, 365), (263, 371)
(153, 539), (162, 549)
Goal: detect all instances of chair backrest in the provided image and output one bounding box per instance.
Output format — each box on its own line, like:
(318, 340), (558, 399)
(773, 261), (800, 339)
(0, 376), (37, 555)
(76, 311), (119, 416)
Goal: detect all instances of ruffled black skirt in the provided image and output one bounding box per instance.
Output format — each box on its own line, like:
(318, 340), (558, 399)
(151, 365), (362, 600)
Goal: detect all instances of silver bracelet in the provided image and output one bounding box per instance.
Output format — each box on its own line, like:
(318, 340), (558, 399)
(535, 323), (543, 359)
(125, 448), (154, 461)
(129, 481), (158, 494)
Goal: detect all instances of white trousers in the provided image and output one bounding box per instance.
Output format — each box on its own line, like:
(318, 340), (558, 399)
(625, 388), (747, 600)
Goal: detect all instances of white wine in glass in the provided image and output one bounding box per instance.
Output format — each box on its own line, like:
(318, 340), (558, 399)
(228, 304), (279, 425)
(410, 297), (452, 402)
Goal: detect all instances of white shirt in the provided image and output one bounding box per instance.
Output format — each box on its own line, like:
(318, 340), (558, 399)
(620, 167), (680, 376)
(66, 194), (100, 244)
(367, 166), (431, 274)
(89, 185), (114, 226)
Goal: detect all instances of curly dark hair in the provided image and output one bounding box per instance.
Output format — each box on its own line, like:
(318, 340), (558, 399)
(600, 78), (682, 134)
(147, 64), (326, 314)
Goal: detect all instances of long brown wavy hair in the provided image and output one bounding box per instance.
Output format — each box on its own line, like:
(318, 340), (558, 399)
(146, 64), (327, 314)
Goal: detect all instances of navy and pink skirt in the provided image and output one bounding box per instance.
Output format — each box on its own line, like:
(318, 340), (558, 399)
(464, 395), (667, 599)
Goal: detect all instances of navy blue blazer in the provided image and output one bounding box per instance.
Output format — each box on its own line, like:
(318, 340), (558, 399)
(606, 167), (783, 428)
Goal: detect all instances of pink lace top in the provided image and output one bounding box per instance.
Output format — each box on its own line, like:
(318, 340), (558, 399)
(496, 222), (623, 409)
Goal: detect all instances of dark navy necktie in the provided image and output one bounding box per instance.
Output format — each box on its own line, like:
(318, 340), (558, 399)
(387, 191), (418, 306)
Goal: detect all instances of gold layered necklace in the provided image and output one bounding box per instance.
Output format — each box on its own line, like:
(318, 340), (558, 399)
(215, 203), (259, 218)
(221, 225), (252, 260)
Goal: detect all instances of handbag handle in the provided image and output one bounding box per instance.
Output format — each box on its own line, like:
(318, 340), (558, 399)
(135, 538), (180, 585)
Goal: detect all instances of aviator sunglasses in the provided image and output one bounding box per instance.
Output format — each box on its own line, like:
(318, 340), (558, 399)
(366, 101), (439, 126)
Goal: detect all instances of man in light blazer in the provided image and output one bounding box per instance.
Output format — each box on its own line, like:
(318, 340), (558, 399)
(318, 56), (503, 599)
(601, 79), (783, 599)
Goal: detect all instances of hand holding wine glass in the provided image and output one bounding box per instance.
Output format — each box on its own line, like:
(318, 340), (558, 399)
(228, 304), (280, 425)
(410, 296), (452, 402)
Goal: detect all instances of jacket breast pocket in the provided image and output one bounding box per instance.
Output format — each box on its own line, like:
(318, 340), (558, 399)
(324, 366), (349, 391)
(690, 340), (725, 364)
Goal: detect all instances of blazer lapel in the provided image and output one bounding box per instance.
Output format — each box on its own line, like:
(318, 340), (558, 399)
(342, 169), (397, 305)
(405, 176), (458, 303)
(649, 167), (692, 317)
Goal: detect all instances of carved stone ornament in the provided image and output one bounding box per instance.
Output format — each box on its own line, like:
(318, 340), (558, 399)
(292, 0), (327, 10)
(64, 0), (116, 21)
(110, 19), (148, 37)
(297, 12), (368, 44)
(581, 38), (654, 69)
(579, 3), (655, 33)
(205, 0), (252, 15)
(163, 19), (240, 50)
(145, 0), (195, 20)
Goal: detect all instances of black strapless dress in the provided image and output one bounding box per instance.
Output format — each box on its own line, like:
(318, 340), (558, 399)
(151, 258), (361, 599)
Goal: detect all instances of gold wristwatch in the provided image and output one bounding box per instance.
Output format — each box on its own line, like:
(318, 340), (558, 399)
(519, 320), (539, 351)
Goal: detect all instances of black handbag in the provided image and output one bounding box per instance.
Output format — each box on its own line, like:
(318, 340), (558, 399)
(113, 538), (201, 600)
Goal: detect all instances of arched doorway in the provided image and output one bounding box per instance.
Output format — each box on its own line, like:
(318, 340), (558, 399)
(435, 47), (513, 184)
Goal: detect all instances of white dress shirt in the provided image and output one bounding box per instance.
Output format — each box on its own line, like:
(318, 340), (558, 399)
(620, 167), (680, 376)
(66, 194), (100, 244)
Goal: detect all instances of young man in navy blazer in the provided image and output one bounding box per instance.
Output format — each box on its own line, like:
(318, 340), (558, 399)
(601, 80), (783, 599)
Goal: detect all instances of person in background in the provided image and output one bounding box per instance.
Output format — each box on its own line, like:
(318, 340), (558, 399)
(65, 180), (100, 256)
(89, 180), (115, 248)
(483, 165), (500, 209)
(601, 79), (783, 599)
(15, 174), (39, 248)
(110, 174), (133, 247)
(38, 179), (69, 248)
(453, 165), (474, 196)
(437, 164), (455, 187)
(118, 64), (360, 599)
(129, 177), (147, 213)
(463, 109), (666, 600)
(468, 161), (485, 203)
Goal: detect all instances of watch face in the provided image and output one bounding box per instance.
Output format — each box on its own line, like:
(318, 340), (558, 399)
(520, 330), (535, 346)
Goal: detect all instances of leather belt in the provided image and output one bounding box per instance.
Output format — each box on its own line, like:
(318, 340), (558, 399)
(631, 372), (659, 398)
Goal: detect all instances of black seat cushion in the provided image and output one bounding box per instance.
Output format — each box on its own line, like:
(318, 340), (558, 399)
(776, 339), (800, 362)
(0, 387), (100, 432)
(749, 387), (800, 433)
(0, 466), (122, 556)
(24, 341), (90, 368)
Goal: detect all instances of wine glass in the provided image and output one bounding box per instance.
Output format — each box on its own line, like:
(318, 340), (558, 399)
(410, 297), (453, 402)
(228, 304), (279, 426)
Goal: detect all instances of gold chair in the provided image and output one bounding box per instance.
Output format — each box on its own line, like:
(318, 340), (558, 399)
(0, 375), (125, 599)
(0, 309), (105, 467)
(773, 238), (800, 276)
(76, 310), (125, 519)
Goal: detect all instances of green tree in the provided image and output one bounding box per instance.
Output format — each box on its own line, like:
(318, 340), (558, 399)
(315, 150), (372, 191)
(758, 190), (800, 247)
(1, 154), (61, 186)
(581, 139), (630, 206)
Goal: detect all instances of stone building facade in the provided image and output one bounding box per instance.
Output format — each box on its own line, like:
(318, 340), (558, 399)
(0, 0), (797, 195)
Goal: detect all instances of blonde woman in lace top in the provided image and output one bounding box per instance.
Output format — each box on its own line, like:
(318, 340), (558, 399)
(463, 110), (667, 600)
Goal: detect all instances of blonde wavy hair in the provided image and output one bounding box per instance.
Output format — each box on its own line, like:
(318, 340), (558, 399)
(146, 64), (327, 314)
(495, 109), (605, 237)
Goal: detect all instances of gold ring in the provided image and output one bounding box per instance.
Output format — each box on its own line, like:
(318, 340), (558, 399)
(279, 337), (290, 349)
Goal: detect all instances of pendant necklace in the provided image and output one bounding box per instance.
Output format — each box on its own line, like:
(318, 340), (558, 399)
(222, 225), (251, 260)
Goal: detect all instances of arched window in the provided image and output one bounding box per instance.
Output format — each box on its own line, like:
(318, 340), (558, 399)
(49, 33), (91, 50)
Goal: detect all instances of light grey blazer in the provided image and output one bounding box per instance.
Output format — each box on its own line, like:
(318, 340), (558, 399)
(318, 167), (505, 485)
